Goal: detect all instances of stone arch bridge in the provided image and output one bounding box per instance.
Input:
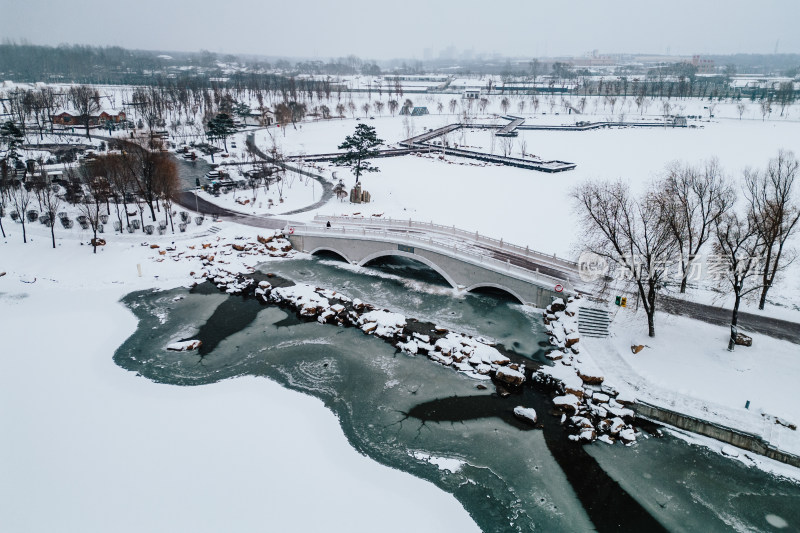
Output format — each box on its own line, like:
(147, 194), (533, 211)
(285, 216), (580, 308)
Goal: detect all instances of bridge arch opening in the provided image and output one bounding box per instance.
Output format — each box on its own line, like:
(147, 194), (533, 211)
(465, 283), (525, 305)
(309, 247), (352, 264)
(359, 251), (457, 289)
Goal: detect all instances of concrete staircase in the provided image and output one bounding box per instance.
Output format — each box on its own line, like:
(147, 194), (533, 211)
(578, 307), (612, 338)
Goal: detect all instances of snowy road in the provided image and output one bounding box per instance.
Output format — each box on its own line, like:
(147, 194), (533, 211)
(660, 295), (800, 344)
(176, 191), (289, 229)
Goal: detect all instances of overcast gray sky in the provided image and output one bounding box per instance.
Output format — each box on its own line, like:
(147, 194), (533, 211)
(2, 0), (799, 60)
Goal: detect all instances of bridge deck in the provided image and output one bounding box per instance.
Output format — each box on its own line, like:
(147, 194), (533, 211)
(277, 119), (683, 175)
(285, 147), (428, 163)
(496, 115), (525, 136)
(419, 145), (576, 172)
(300, 215), (583, 294)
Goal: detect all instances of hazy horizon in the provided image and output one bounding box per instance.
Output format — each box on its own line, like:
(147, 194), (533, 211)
(2, 0), (800, 62)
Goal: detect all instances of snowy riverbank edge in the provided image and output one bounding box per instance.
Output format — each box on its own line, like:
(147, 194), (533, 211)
(0, 224), (482, 533)
(537, 296), (800, 481)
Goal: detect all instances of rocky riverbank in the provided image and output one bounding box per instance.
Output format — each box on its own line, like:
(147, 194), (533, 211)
(536, 296), (638, 445)
(154, 230), (645, 444)
(156, 229), (528, 391)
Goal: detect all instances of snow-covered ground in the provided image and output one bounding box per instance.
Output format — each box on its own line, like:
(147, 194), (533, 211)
(195, 169), (323, 216)
(585, 306), (800, 459)
(0, 221), (480, 533)
(6, 85), (800, 492)
(246, 113), (800, 321)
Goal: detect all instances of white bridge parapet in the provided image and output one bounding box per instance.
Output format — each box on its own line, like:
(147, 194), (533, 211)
(285, 217), (578, 307)
(312, 215), (579, 273)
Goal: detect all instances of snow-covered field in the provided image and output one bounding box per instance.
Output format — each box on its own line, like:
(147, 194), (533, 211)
(196, 169), (323, 215)
(5, 84), (800, 519)
(0, 221), (479, 533)
(249, 113), (800, 321)
(586, 308), (800, 458)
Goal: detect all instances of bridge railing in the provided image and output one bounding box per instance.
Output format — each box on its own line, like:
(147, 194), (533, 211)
(288, 223), (573, 292)
(312, 215), (579, 272)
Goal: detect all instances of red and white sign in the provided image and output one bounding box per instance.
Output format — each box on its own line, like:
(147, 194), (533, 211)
(554, 284), (564, 293)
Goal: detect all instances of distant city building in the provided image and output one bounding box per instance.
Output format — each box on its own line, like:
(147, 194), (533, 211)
(692, 55), (715, 74)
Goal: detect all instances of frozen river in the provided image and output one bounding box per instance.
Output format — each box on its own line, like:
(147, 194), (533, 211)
(113, 256), (800, 532)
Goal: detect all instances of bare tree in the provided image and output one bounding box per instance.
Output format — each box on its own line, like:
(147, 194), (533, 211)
(98, 153), (135, 231)
(73, 163), (109, 254)
(333, 180), (347, 201)
(387, 100), (398, 116)
(361, 102), (371, 117)
(661, 100), (672, 124)
(40, 172), (62, 248)
(274, 103), (292, 135)
(9, 182), (33, 243)
(744, 150), (800, 309)
(776, 82), (795, 116)
(500, 136), (514, 157)
(374, 101), (385, 116)
(760, 98), (772, 121)
(713, 211), (763, 350)
(448, 99), (458, 114)
(529, 59), (540, 85)
(573, 180), (677, 337)
(68, 85), (102, 139)
(153, 157), (179, 232)
(657, 159), (734, 293)
(635, 93), (646, 115)
(500, 97), (510, 115)
(131, 87), (163, 134)
(123, 140), (174, 222)
(78, 188), (103, 254)
(531, 96), (540, 114)
(736, 102), (747, 120)
(0, 196), (6, 239)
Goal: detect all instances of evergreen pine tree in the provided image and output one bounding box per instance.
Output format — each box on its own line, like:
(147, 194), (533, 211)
(332, 123), (384, 183)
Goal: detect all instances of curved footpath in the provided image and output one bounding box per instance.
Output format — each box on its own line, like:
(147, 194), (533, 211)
(244, 134), (334, 215)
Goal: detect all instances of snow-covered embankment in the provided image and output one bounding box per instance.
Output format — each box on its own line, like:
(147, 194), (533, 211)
(535, 296), (638, 445)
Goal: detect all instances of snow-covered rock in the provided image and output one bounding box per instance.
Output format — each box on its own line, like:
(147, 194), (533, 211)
(272, 284), (330, 316)
(358, 310), (406, 338)
(553, 394), (581, 414)
(495, 366), (525, 386)
(721, 445), (741, 457)
(513, 406), (538, 425)
(167, 339), (202, 351)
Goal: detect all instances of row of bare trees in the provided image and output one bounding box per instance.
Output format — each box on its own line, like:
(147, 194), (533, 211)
(1, 85), (104, 140)
(1, 138), (179, 253)
(573, 150), (799, 344)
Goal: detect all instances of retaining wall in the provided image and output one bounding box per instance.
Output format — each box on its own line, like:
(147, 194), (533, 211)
(634, 401), (800, 468)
